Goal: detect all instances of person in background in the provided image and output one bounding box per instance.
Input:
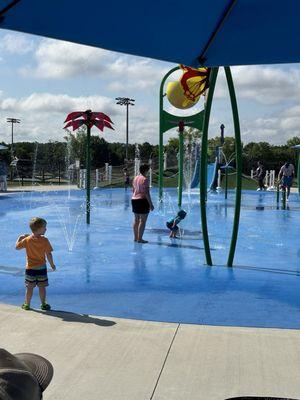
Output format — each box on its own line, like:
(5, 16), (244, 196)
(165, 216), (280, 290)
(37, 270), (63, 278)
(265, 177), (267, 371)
(253, 161), (266, 191)
(0, 154), (8, 192)
(123, 167), (130, 190)
(131, 164), (154, 243)
(278, 161), (295, 200)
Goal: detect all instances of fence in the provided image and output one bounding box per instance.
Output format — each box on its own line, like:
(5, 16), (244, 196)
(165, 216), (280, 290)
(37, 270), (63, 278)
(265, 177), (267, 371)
(8, 156), (182, 189)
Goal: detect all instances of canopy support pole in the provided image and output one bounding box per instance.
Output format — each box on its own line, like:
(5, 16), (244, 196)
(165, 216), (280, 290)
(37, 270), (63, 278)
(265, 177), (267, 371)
(178, 122), (184, 207)
(0, 0), (22, 20)
(200, 67), (219, 266)
(198, 0), (237, 64)
(224, 66), (242, 267)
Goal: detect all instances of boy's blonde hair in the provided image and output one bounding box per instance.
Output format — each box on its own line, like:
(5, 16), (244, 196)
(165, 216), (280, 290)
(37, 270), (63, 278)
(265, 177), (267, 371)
(29, 217), (47, 232)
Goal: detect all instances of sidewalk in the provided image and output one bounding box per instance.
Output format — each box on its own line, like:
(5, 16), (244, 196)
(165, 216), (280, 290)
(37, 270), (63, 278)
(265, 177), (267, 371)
(0, 183), (78, 195)
(1, 303), (300, 400)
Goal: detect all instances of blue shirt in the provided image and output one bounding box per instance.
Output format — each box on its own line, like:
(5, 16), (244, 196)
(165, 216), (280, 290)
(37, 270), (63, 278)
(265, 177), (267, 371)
(0, 161), (7, 175)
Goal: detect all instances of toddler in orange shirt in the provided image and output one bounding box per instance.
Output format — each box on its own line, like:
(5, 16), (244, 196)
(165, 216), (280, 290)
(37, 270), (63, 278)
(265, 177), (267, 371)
(16, 217), (56, 311)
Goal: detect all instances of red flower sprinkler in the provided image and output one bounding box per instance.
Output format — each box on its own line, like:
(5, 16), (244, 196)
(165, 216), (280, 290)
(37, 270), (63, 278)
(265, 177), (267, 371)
(64, 110), (114, 224)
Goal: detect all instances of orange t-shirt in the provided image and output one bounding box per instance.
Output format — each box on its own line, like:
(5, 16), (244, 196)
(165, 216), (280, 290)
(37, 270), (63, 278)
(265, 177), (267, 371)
(16, 235), (53, 269)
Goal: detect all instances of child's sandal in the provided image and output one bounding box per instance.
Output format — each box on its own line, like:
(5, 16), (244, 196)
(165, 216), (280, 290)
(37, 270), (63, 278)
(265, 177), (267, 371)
(41, 303), (51, 311)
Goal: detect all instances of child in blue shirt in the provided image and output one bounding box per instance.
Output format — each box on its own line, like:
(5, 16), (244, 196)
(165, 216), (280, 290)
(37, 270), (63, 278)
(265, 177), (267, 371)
(166, 210), (187, 238)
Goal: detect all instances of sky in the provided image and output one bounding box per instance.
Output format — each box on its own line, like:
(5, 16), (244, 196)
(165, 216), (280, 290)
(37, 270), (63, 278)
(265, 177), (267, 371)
(0, 29), (300, 146)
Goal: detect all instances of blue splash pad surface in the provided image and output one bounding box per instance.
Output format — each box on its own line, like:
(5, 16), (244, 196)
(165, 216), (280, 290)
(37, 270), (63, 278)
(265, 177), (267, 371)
(0, 188), (300, 329)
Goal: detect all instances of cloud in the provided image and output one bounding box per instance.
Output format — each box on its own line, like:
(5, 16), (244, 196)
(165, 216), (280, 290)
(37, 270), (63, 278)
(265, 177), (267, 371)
(215, 66), (300, 105)
(0, 92), (117, 115)
(107, 57), (169, 91)
(0, 33), (34, 54)
(1, 91), (298, 145)
(0, 92), (119, 143)
(20, 39), (112, 78)
(19, 38), (170, 93)
(0, 92), (159, 144)
(241, 106), (300, 144)
(119, 118), (159, 144)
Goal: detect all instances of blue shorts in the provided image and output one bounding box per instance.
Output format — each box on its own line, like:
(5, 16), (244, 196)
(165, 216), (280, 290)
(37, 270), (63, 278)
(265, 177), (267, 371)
(25, 265), (48, 288)
(282, 176), (292, 188)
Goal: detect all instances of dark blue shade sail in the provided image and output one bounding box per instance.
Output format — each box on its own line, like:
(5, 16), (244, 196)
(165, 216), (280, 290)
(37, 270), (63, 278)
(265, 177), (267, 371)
(1, 0), (300, 67)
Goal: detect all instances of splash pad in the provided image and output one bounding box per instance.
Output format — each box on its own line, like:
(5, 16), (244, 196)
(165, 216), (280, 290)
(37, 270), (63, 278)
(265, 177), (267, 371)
(1, 187), (300, 329)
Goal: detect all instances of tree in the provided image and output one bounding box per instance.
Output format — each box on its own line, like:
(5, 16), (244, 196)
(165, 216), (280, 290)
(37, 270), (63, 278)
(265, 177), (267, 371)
(286, 136), (300, 147)
(64, 126), (87, 165)
(208, 136), (238, 164)
(166, 137), (179, 152)
(139, 142), (153, 160)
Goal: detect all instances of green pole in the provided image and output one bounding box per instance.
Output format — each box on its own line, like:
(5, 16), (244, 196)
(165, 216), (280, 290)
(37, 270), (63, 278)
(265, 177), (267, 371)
(200, 67), (219, 266)
(178, 122), (184, 207)
(276, 182), (280, 203)
(225, 168), (228, 199)
(159, 66), (179, 201)
(298, 153), (300, 196)
(282, 189), (286, 209)
(159, 95), (164, 201)
(224, 67), (242, 267)
(86, 111), (91, 225)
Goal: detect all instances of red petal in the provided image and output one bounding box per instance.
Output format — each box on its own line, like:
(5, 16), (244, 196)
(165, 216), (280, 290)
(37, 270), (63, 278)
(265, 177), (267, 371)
(92, 112), (113, 123)
(63, 121), (74, 129)
(64, 119), (86, 131)
(94, 120), (104, 131)
(94, 120), (114, 131)
(72, 120), (86, 130)
(104, 120), (114, 130)
(64, 111), (85, 123)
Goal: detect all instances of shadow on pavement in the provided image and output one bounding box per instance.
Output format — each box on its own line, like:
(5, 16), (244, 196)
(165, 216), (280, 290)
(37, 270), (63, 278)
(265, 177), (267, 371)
(32, 309), (116, 327)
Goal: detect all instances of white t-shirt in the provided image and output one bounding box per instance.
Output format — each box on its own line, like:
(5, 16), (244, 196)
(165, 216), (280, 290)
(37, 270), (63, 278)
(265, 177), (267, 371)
(279, 164), (294, 177)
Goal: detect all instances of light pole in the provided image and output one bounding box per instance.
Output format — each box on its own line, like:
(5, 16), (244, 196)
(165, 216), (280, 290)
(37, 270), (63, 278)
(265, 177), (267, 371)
(116, 97), (135, 161)
(6, 117), (20, 157)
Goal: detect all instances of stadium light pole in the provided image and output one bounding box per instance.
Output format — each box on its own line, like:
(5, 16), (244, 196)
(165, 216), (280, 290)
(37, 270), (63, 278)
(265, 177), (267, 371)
(115, 97), (135, 161)
(6, 117), (20, 157)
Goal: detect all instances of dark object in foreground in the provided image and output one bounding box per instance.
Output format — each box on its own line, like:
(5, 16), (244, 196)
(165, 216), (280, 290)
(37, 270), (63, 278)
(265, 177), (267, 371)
(0, 348), (53, 400)
(226, 397), (299, 400)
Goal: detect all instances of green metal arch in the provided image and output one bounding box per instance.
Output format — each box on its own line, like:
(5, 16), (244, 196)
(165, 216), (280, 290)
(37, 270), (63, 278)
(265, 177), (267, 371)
(199, 68), (218, 266)
(224, 66), (242, 267)
(200, 66), (242, 267)
(159, 66), (180, 201)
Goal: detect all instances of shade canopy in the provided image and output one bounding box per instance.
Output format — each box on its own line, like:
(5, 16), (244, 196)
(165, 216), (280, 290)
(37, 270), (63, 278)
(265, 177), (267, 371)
(0, 0), (300, 67)
(0, 144), (8, 150)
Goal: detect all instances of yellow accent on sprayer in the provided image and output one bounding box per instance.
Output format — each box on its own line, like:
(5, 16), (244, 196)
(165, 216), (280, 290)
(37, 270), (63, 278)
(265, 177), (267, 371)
(166, 81), (200, 109)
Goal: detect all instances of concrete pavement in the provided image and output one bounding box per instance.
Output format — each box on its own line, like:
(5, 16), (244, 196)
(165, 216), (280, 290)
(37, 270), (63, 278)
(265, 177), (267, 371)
(1, 303), (300, 400)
